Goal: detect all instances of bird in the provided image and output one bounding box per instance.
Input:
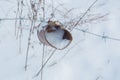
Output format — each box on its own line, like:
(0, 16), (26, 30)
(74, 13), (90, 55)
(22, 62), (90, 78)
(46, 21), (61, 33)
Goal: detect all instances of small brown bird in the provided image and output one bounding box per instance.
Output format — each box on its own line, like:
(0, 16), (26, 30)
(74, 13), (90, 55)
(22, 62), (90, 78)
(46, 21), (61, 32)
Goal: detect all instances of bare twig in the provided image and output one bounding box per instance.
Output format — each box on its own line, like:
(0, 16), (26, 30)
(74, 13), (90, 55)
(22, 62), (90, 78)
(43, 0), (45, 21)
(41, 44), (45, 80)
(49, 39), (84, 66)
(71, 0), (99, 30)
(34, 49), (56, 77)
(18, 0), (24, 54)
(25, 0), (43, 70)
(25, 20), (34, 70)
(15, 0), (19, 36)
(75, 28), (120, 42)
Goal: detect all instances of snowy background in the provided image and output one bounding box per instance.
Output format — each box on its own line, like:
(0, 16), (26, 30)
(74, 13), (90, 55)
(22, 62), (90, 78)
(0, 0), (120, 80)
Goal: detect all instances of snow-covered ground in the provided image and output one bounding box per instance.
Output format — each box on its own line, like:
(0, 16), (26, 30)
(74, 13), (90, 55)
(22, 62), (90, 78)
(0, 0), (120, 80)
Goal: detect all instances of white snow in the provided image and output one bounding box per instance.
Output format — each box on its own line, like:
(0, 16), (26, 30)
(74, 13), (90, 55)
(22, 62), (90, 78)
(1, 0), (120, 80)
(45, 28), (70, 49)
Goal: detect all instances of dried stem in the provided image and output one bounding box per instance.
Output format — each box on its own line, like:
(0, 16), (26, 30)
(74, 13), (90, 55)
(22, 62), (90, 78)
(34, 49), (56, 77)
(42, 0), (45, 21)
(19, 0), (24, 54)
(15, 0), (24, 54)
(15, 0), (19, 36)
(71, 0), (98, 30)
(41, 44), (45, 80)
(25, 20), (34, 70)
(75, 28), (120, 42)
(25, 0), (39, 70)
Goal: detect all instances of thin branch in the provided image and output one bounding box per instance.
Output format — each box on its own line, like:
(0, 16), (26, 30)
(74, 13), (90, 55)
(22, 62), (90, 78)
(41, 44), (45, 80)
(34, 49), (56, 77)
(75, 28), (120, 42)
(42, 0), (45, 21)
(15, 0), (19, 36)
(25, 20), (34, 70)
(49, 39), (84, 66)
(0, 18), (29, 21)
(71, 0), (99, 30)
(18, 0), (24, 54)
